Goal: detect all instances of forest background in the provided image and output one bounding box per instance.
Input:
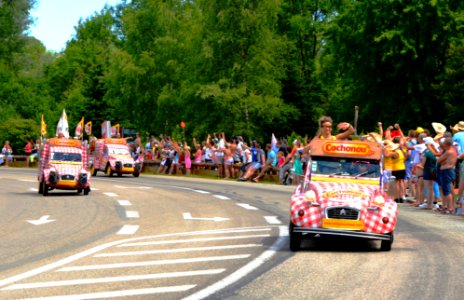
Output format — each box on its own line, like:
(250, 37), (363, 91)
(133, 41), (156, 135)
(1, 0), (463, 153)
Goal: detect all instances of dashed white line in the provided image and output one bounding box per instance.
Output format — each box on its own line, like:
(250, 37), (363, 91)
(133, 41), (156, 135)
(29, 188), (38, 192)
(57, 254), (251, 272)
(264, 216), (281, 224)
(3, 269), (224, 290)
(94, 244), (262, 257)
(103, 192), (118, 197)
(213, 195), (230, 200)
(20, 285), (196, 300)
(117, 225), (139, 235)
(125, 211), (140, 218)
(193, 189), (210, 194)
(117, 200), (132, 206)
(236, 203), (259, 210)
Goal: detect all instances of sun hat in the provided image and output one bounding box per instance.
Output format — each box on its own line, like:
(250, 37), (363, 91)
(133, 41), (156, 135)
(451, 121), (464, 132)
(384, 142), (399, 151)
(432, 122), (446, 134)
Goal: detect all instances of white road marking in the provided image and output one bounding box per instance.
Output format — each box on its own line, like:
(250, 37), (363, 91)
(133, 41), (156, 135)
(103, 192), (118, 197)
(117, 228), (272, 247)
(58, 254), (251, 272)
(0, 226), (273, 288)
(91, 187), (99, 191)
(95, 244), (262, 257)
(125, 211), (140, 218)
(213, 195), (230, 200)
(114, 185), (152, 189)
(192, 189), (210, 194)
(183, 212), (229, 222)
(3, 269), (224, 290)
(117, 200), (132, 206)
(117, 225), (139, 235)
(19, 179), (36, 182)
(20, 285), (196, 300)
(29, 188), (38, 192)
(236, 203), (259, 210)
(183, 226), (288, 300)
(264, 216), (282, 224)
(27, 215), (56, 225)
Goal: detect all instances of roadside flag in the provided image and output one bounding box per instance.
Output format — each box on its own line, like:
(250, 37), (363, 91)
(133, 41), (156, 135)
(75, 117), (84, 138)
(111, 124), (120, 137)
(85, 121), (92, 135)
(271, 133), (278, 153)
(41, 114), (47, 136)
(56, 109), (69, 138)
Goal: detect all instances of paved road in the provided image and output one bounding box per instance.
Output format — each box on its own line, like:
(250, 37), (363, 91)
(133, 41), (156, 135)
(1, 168), (463, 300)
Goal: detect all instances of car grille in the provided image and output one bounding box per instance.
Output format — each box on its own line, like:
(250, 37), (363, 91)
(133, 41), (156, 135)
(60, 174), (75, 180)
(123, 163), (133, 168)
(326, 207), (360, 220)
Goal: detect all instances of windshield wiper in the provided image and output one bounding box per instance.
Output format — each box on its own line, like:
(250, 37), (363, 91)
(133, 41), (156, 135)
(329, 171), (342, 177)
(354, 171), (374, 179)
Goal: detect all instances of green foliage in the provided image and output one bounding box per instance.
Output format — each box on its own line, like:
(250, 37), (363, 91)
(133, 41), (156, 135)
(0, 118), (39, 154)
(1, 0), (464, 143)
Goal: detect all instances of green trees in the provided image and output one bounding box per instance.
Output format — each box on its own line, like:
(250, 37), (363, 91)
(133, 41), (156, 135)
(1, 0), (464, 146)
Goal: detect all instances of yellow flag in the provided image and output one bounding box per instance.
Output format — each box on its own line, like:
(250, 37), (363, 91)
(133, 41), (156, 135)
(85, 121), (92, 135)
(75, 117), (84, 138)
(41, 114), (47, 136)
(110, 124), (120, 137)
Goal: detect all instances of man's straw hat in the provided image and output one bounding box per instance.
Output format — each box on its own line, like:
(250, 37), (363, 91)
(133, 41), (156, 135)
(432, 122), (446, 134)
(450, 121), (464, 132)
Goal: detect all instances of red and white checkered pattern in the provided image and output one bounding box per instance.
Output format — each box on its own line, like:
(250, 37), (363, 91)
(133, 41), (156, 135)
(290, 181), (397, 234)
(92, 142), (135, 172)
(38, 143), (90, 187)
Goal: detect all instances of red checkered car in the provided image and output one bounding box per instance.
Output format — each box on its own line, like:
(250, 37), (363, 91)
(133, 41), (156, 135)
(90, 138), (141, 177)
(289, 138), (397, 251)
(38, 138), (91, 196)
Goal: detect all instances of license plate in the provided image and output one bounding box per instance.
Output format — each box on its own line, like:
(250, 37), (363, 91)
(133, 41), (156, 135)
(322, 218), (364, 230)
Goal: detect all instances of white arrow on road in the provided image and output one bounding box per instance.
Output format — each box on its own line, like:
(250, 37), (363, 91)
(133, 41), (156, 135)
(27, 215), (56, 225)
(182, 212), (230, 222)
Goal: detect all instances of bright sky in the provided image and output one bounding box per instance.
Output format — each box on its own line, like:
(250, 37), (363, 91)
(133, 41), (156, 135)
(29, 0), (123, 52)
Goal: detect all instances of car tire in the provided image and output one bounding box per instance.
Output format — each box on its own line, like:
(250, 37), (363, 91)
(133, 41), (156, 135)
(380, 233), (393, 251)
(77, 188), (82, 194)
(106, 165), (113, 177)
(133, 172), (140, 178)
(38, 181), (43, 194)
(91, 165), (97, 176)
(289, 222), (301, 251)
(42, 181), (48, 196)
(84, 188), (90, 195)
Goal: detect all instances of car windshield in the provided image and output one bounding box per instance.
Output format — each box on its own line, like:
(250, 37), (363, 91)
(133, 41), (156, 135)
(310, 156), (380, 178)
(108, 148), (130, 155)
(51, 152), (82, 162)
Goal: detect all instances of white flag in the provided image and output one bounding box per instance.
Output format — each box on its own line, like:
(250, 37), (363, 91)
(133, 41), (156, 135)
(56, 109), (69, 138)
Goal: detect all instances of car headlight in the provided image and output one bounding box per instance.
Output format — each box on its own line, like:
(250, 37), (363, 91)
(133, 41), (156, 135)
(373, 195), (385, 207)
(304, 190), (317, 204)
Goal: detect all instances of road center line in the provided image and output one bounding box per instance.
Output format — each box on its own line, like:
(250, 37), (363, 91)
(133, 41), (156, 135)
(192, 189), (210, 194)
(57, 254), (251, 272)
(125, 211), (140, 218)
(103, 192), (118, 197)
(117, 200), (132, 206)
(117, 225), (139, 235)
(264, 216), (282, 224)
(236, 203), (259, 210)
(213, 195), (230, 200)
